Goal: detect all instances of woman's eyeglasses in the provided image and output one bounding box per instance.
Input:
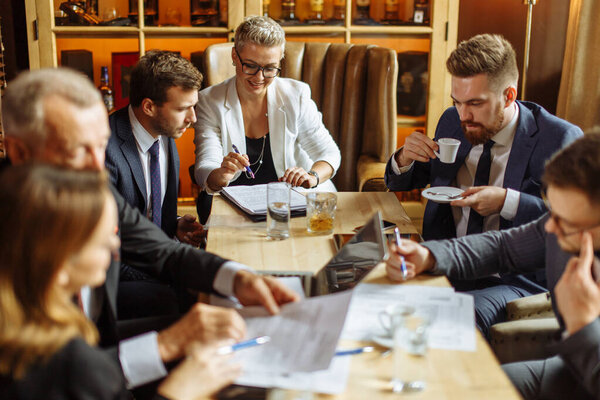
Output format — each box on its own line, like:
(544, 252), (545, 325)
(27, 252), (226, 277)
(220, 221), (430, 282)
(234, 47), (281, 78)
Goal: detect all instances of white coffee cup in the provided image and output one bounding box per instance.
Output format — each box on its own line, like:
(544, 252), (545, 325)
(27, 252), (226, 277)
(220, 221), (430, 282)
(378, 303), (416, 337)
(434, 138), (460, 163)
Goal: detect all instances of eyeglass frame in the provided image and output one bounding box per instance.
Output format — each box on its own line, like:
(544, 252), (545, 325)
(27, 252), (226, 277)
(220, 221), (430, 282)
(234, 46), (282, 79)
(541, 187), (600, 237)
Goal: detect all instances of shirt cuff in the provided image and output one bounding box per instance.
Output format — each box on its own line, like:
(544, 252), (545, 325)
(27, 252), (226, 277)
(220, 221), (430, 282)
(213, 261), (252, 297)
(390, 147), (415, 175)
(500, 188), (520, 221)
(118, 331), (167, 389)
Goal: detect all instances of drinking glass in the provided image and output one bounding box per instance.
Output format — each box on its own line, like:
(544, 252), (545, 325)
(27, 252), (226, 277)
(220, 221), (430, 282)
(306, 192), (337, 235)
(267, 182), (291, 240)
(392, 311), (431, 393)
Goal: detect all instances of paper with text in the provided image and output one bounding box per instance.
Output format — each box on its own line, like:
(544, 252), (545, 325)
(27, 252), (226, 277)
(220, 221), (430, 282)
(342, 283), (476, 351)
(234, 290), (353, 374)
(221, 184), (307, 215)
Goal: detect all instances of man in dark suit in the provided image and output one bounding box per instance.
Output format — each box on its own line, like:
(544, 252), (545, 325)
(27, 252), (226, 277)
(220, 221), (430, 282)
(105, 51), (205, 318)
(384, 34), (583, 337)
(385, 133), (600, 400)
(2, 67), (299, 390)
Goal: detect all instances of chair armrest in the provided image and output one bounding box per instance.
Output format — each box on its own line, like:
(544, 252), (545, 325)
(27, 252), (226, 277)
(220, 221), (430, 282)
(357, 155), (387, 192)
(490, 317), (561, 364)
(506, 292), (554, 321)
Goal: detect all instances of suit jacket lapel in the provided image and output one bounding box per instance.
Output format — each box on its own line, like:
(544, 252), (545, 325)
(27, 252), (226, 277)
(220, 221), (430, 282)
(224, 78), (246, 153)
(503, 102), (539, 191)
(116, 112), (148, 203)
(268, 79), (286, 176)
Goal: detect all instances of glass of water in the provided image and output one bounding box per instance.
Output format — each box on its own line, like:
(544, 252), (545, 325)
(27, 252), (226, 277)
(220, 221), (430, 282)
(267, 182), (290, 240)
(392, 311), (431, 393)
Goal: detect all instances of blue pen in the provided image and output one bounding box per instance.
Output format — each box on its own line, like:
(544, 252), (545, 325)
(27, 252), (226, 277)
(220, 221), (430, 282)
(335, 346), (374, 356)
(217, 335), (271, 355)
(231, 144), (255, 179)
(394, 227), (408, 280)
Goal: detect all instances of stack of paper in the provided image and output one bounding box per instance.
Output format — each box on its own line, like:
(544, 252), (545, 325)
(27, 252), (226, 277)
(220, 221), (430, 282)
(221, 184), (307, 218)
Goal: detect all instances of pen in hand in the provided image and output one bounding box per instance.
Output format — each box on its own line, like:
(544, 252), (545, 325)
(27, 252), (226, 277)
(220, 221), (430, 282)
(393, 227), (408, 280)
(231, 144), (255, 179)
(217, 336), (271, 355)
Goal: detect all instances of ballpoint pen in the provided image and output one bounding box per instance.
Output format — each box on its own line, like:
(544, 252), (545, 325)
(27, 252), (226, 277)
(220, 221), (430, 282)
(217, 335), (271, 355)
(335, 346), (374, 356)
(231, 144), (255, 179)
(394, 227), (408, 280)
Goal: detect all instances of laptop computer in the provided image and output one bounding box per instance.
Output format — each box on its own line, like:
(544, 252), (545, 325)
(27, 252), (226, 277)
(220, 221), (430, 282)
(259, 211), (388, 297)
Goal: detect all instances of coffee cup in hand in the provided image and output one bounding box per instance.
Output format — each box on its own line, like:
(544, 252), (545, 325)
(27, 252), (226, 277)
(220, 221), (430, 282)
(433, 138), (460, 163)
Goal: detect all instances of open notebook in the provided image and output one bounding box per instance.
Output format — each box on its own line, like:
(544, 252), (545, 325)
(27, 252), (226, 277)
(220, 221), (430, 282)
(221, 184), (307, 222)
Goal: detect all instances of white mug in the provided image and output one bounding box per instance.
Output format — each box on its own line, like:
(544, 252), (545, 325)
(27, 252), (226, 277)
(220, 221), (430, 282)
(434, 138), (460, 163)
(378, 303), (415, 337)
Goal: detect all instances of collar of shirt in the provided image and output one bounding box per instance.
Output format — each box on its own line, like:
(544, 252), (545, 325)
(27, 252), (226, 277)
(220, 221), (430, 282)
(128, 105), (160, 153)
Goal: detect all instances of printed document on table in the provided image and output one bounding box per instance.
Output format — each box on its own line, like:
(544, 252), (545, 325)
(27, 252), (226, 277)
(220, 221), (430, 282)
(221, 184), (307, 215)
(342, 283), (476, 351)
(234, 289), (354, 374)
(236, 355), (351, 394)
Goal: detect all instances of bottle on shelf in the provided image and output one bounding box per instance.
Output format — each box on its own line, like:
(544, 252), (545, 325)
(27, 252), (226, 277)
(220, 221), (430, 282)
(190, 0), (220, 26)
(384, 0), (400, 22)
(263, 0), (271, 17)
(354, 0), (372, 24)
(280, 0), (297, 22)
(128, 0), (158, 26)
(332, 0), (346, 21)
(98, 66), (114, 113)
(412, 0), (430, 24)
(308, 0), (324, 22)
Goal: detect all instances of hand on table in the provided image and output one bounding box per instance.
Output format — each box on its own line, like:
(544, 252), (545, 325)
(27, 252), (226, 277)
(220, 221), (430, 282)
(176, 214), (206, 247)
(450, 186), (507, 216)
(233, 269), (301, 314)
(157, 341), (241, 400)
(279, 166), (316, 188)
(385, 239), (436, 282)
(395, 130), (438, 167)
(555, 232), (600, 334)
(157, 303), (246, 362)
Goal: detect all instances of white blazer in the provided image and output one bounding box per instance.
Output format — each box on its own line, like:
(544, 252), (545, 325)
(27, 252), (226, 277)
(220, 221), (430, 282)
(193, 77), (341, 192)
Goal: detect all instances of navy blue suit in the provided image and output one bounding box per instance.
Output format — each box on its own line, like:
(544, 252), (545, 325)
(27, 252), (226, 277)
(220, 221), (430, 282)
(385, 101), (583, 241)
(105, 106), (186, 320)
(106, 106), (180, 239)
(385, 101), (583, 338)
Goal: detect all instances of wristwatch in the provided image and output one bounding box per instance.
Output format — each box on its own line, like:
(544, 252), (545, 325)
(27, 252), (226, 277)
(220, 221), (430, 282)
(307, 170), (320, 188)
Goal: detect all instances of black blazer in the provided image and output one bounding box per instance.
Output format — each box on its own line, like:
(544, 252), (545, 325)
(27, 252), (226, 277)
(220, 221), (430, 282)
(106, 106), (180, 238)
(0, 338), (129, 400)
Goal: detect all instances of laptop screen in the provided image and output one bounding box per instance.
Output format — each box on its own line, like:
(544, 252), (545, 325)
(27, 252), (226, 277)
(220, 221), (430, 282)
(311, 211), (387, 296)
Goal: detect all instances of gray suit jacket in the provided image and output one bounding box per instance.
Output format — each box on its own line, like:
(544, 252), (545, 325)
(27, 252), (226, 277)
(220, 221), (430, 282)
(423, 215), (600, 397)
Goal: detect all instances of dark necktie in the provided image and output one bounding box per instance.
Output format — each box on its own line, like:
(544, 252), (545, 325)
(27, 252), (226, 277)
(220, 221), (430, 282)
(466, 140), (494, 234)
(149, 140), (162, 227)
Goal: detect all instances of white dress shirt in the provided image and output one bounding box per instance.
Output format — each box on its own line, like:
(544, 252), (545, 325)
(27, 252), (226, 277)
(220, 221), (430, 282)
(391, 103), (521, 237)
(128, 106), (168, 212)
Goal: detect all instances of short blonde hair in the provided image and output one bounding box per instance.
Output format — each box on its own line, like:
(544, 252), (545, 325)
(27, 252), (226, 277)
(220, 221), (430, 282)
(234, 16), (286, 57)
(446, 34), (519, 93)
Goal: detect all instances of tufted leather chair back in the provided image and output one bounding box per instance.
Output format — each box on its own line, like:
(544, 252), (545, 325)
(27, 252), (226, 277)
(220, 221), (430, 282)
(201, 42), (397, 191)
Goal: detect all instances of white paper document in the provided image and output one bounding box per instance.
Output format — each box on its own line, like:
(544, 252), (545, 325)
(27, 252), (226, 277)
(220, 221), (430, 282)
(234, 290), (354, 374)
(221, 184), (307, 215)
(235, 356), (351, 395)
(341, 283), (476, 351)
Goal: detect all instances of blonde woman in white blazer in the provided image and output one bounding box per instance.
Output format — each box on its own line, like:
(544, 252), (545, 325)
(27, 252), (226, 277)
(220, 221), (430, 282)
(193, 16), (341, 194)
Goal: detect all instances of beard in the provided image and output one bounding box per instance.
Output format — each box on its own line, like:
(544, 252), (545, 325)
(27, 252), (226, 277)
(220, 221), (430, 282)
(152, 118), (190, 139)
(461, 104), (505, 146)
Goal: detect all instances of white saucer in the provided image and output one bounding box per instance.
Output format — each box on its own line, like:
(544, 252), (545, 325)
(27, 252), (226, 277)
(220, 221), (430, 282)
(372, 335), (393, 349)
(421, 187), (464, 203)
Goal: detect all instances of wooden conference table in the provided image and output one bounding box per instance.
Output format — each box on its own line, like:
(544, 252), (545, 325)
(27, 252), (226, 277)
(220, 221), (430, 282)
(204, 192), (521, 399)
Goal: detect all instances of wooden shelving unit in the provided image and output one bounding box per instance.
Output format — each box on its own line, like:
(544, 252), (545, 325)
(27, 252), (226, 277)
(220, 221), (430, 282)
(23, 0), (458, 196)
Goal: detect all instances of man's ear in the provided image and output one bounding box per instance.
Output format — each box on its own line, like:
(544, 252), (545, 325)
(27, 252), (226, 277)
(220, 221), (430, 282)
(4, 136), (32, 164)
(504, 87), (517, 107)
(140, 98), (156, 118)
